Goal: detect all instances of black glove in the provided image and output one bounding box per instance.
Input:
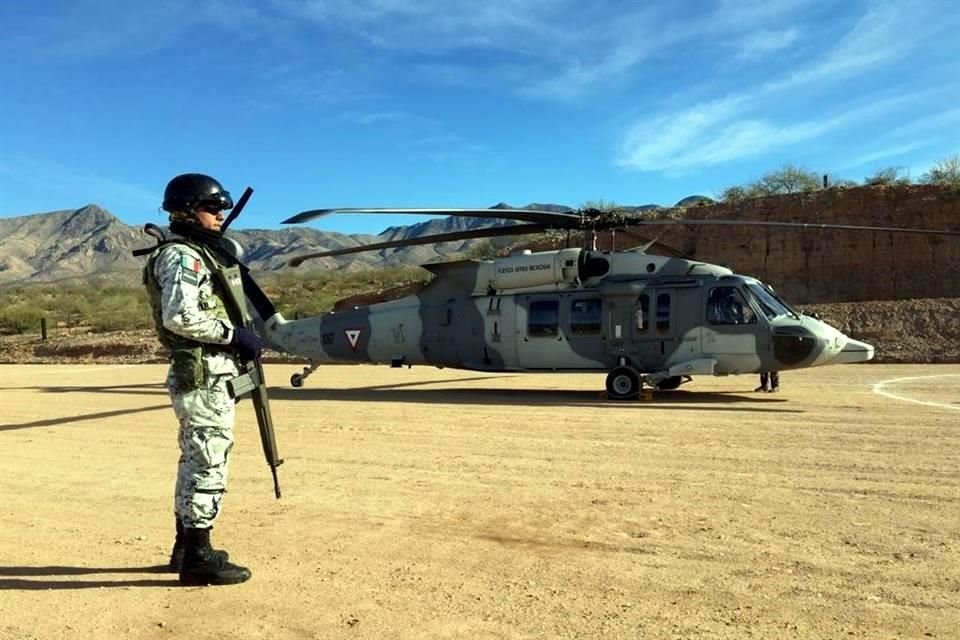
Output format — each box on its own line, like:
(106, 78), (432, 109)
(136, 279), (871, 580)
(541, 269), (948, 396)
(230, 326), (262, 361)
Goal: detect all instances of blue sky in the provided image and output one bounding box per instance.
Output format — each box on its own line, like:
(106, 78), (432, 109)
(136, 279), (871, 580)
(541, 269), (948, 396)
(1, 0), (957, 235)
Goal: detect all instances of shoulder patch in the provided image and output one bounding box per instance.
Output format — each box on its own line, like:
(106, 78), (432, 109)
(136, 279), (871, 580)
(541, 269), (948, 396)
(180, 255), (201, 285)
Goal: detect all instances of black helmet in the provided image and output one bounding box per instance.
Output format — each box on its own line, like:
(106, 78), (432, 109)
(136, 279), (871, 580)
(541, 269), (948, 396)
(162, 173), (234, 213)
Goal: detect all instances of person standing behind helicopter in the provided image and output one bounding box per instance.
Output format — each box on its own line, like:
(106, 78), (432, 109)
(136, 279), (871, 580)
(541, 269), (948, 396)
(755, 282), (780, 393)
(144, 173), (262, 586)
(755, 371), (780, 393)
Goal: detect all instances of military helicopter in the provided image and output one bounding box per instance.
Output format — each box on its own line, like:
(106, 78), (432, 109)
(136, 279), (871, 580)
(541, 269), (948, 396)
(255, 206), (960, 399)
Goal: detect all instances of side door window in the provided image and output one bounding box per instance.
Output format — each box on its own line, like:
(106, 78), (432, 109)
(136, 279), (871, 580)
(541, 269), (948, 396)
(570, 298), (602, 336)
(528, 299), (559, 337)
(656, 292), (672, 334)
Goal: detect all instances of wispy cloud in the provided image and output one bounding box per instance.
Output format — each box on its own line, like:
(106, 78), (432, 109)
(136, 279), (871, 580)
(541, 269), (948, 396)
(887, 107), (960, 138)
(835, 106), (960, 173)
(712, 0), (812, 28)
(736, 28), (800, 59)
(621, 101), (903, 172)
(837, 143), (930, 174)
(617, 2), (956, 173)
(411, 134), (465, 147)
(339, 111), (408, 125)
(0, 0), (845, 106)
(620, 89), (936, 172)
(275, 1), (812, 100)
(277, 0), (570, 50)
(0, 0), (263, 61)
(767, 7), (915, 93)
(519, 6), (668, 99)
(520, 1), (818, 99)
(617, 96), (748, 170)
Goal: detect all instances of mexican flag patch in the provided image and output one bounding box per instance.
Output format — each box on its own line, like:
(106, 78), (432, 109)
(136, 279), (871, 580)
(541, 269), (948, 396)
(180, 255), (200, 285)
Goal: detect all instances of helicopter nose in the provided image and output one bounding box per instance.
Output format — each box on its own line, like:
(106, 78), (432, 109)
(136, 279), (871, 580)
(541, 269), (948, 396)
(809, 321), (875, 366)
(830, 336), (875, 364)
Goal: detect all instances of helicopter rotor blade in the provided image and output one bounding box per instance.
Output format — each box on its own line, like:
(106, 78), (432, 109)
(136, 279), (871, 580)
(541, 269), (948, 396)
(287, 223), (550, 267)
(282, 205), (960, 268)
(283, 207), (582, 226)
(602, 218), (960, 236)
(287, 206), (960, 237)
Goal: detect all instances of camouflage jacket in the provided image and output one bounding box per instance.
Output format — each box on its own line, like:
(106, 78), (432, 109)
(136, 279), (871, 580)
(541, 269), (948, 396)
(144, 238), (241, 385)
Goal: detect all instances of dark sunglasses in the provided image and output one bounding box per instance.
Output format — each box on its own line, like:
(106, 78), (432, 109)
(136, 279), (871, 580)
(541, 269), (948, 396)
(196, 190), (234, 214)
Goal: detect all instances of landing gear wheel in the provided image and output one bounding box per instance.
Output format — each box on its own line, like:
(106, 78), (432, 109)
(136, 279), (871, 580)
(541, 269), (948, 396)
(606, 367), (640, 400)
(290, 360), (319, 388)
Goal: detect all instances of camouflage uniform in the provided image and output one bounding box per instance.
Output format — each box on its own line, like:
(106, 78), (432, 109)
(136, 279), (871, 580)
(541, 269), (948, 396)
(145, 239), (240, 529)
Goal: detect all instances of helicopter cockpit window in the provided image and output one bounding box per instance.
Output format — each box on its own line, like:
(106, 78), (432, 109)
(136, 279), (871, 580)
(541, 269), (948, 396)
(746, 283), (796, 319)
(570, 298), (602, 335)
(528, 299), (559, 337)
(707, 287), (756, 325)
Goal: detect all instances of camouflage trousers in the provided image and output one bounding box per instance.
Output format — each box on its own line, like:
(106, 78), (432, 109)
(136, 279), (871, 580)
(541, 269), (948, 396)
(166, 368), (237, 529)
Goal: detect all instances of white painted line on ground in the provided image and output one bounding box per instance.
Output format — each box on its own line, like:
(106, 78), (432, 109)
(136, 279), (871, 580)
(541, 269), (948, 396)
(871, 374), (960, 411)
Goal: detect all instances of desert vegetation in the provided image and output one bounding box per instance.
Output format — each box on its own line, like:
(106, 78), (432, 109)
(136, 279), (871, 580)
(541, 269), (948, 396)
(0, 266), (431, 336)
(718, 153), (960, 203)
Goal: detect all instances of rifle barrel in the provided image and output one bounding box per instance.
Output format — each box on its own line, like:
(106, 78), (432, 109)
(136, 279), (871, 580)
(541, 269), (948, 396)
(222, 187), (254, 232)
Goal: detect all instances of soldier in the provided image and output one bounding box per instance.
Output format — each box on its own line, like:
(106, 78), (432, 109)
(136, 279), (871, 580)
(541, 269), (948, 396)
(144, 173), (262, 586)
(755, 371), (780, 393)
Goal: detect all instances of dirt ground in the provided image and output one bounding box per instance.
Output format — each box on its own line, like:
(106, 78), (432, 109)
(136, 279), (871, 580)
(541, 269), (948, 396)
(0, 363), (958, 639)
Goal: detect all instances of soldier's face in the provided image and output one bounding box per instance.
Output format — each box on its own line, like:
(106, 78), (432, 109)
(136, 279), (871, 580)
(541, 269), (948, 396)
(195, 206), (225, 232)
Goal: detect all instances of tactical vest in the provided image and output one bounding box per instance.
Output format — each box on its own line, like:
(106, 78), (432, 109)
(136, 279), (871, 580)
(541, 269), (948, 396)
(144, 239), (245, 389)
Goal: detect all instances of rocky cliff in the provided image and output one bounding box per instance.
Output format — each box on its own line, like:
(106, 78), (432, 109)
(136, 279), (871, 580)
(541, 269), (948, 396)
(609, 184), (960, 304)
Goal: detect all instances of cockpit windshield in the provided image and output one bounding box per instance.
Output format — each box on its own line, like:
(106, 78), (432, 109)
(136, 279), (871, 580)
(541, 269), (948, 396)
(746, 282), (798, 319)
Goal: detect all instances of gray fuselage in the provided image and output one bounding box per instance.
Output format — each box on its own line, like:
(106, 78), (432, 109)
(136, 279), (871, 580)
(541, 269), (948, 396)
(264, 249), (874, 380)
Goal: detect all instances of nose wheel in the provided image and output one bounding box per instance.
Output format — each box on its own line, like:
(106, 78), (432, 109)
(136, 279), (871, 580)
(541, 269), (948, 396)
(290, 360), (319, 388)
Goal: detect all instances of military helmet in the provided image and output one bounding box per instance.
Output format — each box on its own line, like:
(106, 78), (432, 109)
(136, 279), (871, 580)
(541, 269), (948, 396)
(162, 173), (234, 214)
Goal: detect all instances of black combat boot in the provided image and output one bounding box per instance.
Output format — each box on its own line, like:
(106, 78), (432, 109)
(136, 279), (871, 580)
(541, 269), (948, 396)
(168, 519), (229, 572)
(178, 527), (252, 586)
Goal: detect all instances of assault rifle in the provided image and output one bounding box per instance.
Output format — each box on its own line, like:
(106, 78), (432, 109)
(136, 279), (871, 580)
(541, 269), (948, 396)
(220, 267), (284, 499)
(217, 187), (284, 499)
